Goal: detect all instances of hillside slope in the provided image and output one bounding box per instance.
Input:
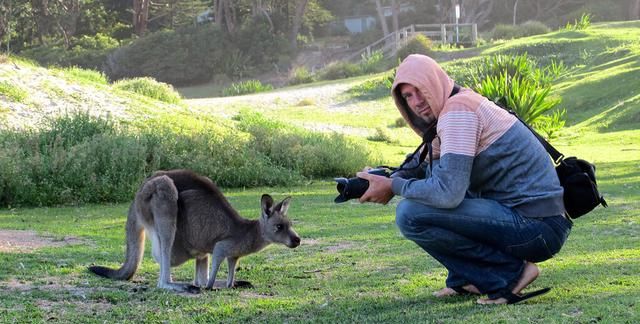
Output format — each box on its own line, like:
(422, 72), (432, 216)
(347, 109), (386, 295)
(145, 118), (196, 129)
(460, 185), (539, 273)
(0, 57), (196, 130)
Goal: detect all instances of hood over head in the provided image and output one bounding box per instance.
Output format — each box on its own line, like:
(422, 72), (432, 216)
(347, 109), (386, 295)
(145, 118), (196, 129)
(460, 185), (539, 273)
(391, 54), (454, 137)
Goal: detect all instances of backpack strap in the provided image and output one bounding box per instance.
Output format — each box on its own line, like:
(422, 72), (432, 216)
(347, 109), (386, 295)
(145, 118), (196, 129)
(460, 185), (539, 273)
(507, 111), (565, 164)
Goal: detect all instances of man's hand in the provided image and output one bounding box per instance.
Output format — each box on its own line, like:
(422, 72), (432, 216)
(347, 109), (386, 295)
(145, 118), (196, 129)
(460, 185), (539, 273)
(356, 172), (394, 204)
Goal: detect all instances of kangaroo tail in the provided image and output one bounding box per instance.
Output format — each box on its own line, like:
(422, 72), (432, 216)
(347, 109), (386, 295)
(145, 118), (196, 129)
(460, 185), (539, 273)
(88, 175), (177, 280)
(88, 202), (146, 280)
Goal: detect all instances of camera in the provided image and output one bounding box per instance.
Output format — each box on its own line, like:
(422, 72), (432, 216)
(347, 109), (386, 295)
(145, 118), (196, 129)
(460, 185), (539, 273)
(334, 168), (392, 203)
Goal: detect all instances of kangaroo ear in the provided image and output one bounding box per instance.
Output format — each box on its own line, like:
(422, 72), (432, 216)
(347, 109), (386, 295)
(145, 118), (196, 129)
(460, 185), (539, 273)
(261, 194), (274, 218)
(276, 196), (292, 215)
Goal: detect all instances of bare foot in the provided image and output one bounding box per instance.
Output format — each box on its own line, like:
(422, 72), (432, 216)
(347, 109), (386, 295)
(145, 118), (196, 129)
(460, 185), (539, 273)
(477, 262), (539, 305)
(433, 284), (481, 298)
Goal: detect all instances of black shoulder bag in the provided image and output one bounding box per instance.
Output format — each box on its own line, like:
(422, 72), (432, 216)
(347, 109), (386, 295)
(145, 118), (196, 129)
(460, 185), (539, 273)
(510, 112), (608, 219)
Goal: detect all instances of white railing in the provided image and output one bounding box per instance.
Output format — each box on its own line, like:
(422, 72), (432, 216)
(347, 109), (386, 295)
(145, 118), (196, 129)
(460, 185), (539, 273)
(344, 23), (478, 63)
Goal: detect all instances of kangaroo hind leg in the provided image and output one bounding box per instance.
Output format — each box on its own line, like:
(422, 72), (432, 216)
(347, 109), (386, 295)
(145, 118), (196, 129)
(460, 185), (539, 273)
(144, 175), (200, 293)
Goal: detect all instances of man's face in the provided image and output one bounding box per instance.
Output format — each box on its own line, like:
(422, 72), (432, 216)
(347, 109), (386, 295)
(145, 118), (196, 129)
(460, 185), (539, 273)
(399, 83), (435, 124)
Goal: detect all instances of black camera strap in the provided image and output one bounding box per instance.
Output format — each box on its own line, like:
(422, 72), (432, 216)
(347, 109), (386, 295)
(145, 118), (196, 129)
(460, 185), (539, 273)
(389, 84), (461, 175)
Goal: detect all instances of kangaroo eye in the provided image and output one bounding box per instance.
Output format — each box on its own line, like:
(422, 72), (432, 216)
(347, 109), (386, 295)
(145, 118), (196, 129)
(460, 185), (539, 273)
(275, 224), (284, 231)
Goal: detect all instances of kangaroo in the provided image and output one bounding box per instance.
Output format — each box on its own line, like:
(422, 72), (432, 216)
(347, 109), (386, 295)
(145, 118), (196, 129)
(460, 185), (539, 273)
(88, 169), (301, 293)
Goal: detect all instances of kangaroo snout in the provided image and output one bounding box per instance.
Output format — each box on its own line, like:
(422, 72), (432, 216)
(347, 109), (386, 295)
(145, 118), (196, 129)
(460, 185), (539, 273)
(289, 235), (301, 248)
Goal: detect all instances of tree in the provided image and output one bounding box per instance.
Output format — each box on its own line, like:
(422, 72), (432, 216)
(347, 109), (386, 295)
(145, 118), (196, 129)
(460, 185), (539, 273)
(374, 0), (389, 36)
(252, 0), (274, 31)
(527, 0), (584, 22)
(288, 0), (308, 49)
(54, 0), (80, 48)
(0, 0), (11, 49)
(31, 0), (54, 44)
(133, 0), (150, 36)
(512, 0), (519, 25)
(459, 0), (495, 27)
(391, 0), (399, 32)
(631, 0), (640, 20)
(213, 0), (239, 35)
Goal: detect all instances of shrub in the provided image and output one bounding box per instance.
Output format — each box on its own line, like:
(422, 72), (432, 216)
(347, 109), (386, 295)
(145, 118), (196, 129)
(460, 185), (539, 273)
(565, 2), (622, 23)
(465, 54), (566, 133)
(288, 66), (316, 85)
(519, 21), (551, 37)
(234, 110), (380, 178)
(396, 34), (433, 61)
(104, 26), (228, 85)
(565, 13), (592, 30)
(492, 21), (550, 40)
(491, 24), (520, 40)
(532, 109), (566, 140)
(318, 61), (362, 81)
(104, 22), (290, 85)
(367, 127), (398, 144)
(222, 80), (273, 97)
(114, 77), (182, 104)
(296, 98), (315, 106)
(359, 50), (386, 74)
(392, 117), (407, 128)
(220, 48), (254, 79)
(232, 17), (291, 73)
(477, 73), (561, 124)
(0, 112), (302, 206)
(20, 34), (119, 71)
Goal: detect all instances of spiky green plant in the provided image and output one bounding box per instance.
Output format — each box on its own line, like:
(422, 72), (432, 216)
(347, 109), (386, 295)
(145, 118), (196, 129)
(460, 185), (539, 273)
(222, 80), (273, 97)
(466, 54), (565, 131)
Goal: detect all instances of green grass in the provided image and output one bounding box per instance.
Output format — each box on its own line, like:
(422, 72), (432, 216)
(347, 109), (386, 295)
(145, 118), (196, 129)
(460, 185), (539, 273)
(52, 66), (109, 85)
(0, 175), (637, 322)
(1, 21), (639, 322)
(0, 81), (28, 103)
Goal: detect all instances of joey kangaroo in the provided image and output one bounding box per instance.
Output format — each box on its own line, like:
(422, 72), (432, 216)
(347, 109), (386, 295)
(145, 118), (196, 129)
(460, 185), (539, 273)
(88, 169), (301, 293)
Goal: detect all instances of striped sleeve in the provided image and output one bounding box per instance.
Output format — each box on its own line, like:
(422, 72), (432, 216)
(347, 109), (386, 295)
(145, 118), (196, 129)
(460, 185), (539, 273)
(438, 111), (481, 157)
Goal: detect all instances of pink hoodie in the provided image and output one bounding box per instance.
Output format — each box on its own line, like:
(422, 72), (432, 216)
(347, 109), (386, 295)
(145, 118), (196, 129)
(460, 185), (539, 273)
(391, 54), (491, 159)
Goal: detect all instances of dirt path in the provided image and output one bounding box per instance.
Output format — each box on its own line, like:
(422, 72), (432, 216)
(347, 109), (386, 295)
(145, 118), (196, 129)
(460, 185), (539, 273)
(185, 80), (361, 112)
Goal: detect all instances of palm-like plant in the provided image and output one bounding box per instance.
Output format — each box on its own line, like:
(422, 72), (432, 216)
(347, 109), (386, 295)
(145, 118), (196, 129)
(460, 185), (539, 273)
(466, 54), (565, 136)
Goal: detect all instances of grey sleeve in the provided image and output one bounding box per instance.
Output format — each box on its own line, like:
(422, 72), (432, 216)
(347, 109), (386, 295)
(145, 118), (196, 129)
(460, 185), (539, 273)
(391, 154), (472, 209)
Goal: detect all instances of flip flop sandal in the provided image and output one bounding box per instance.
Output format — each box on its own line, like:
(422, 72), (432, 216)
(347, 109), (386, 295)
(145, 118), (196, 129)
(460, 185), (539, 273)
(496, 287), (552, 305)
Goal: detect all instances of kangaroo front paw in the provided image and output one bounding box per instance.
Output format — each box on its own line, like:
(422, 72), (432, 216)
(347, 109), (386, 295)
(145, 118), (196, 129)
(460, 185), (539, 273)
(184, 284), (201, 294)
(231, 280), (253, 289)
(158, 282), (201, 294)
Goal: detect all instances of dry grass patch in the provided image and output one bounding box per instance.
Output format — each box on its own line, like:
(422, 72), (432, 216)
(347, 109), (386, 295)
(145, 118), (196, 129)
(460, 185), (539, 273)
(0, 229), (89, 253)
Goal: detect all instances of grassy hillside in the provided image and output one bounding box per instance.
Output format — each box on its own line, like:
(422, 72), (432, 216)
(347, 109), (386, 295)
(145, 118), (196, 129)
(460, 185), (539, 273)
(0, 21), (638, 323)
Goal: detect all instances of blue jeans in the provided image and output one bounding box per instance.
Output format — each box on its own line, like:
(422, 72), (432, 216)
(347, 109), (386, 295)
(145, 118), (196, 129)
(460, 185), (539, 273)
(395, 198), (572, 297)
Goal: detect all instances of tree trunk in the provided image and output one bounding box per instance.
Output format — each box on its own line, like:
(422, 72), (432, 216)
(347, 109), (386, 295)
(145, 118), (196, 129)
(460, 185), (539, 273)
(630, 0), (640, 20)
(460, 0), (495, 28)
(214, 0), (223, 29)
(391, 0), (399, 32)
(289, 0), (308, 50)
(133, 0), (149, 37)
(55, 0), (80, 49)
(252, 0), (274, 31)
(375, 0), (389, 36)
(0, 0), (8, 51)
(513, 0), (519, 25)
(31, 0), (52, 44)
(214, 0), (236, 35)
(222, 0), (236, 35)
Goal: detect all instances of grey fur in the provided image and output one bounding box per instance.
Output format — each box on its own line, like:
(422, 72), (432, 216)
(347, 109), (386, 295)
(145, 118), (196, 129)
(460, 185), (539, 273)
(88, 170), (301, 293)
